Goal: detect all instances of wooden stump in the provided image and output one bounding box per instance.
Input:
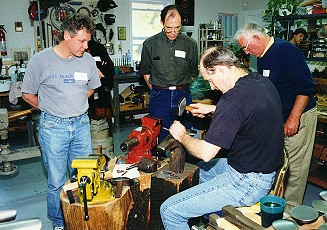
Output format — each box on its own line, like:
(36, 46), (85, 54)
(61, 187), (132, 230)
(149, 163), (199, 229)
(60, 162), (199, 230)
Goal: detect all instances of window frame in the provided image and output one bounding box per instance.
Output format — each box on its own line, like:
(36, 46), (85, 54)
(129, 0), (173, 62)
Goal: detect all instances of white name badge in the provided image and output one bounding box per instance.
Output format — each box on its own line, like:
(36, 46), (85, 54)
(175, 50), (186, 58)
(262, 70), (270, 77)
(93, 56), (101, 62)
(74, 72), (88, 81)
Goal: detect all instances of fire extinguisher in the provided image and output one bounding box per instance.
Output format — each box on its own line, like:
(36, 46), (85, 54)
(0, 25), (7, 56)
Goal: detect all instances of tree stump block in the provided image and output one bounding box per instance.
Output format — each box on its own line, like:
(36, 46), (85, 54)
(60, 162), (199, 230)
(149, 163), (199, 229)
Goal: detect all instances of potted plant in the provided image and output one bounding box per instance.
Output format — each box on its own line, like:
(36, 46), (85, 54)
(229, 43), (251, 71)
(262, 0), (302, 36)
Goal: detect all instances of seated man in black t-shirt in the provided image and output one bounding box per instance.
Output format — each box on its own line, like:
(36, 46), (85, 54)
(160, 47), (284, 229)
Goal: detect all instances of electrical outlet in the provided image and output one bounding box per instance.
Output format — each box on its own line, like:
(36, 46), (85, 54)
(118, 43), (122, 51)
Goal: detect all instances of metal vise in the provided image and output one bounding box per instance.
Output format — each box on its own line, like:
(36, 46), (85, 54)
(120, 115), (161, 164)
(72, 154), (115, 221)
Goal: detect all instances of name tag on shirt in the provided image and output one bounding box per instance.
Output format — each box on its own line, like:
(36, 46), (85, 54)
(93, 56), (101, 62)
(175, 50), (186, 58)
(74, 72), (88, 81)
(262, 70), (270, 77)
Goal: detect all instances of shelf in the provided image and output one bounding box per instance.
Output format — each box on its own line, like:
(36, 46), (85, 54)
(113, 72), (147, 133)
(274, 13), (327, 21)
(272, 13), (327, 41)
(205, 28), (223, 31)
(120, 108), (148, 116)
(308, 161), (327, 189)
(314, 78), (327, 84)
(307, 57), (327, 61)
(198, 27), (224, 58)
(206, 39), (224, 42)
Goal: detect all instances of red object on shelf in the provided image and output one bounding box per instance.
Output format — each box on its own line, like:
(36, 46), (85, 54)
(312, 4), (327, 14)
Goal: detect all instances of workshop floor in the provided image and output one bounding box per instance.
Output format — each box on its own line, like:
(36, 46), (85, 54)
(0, 123), (325, 230)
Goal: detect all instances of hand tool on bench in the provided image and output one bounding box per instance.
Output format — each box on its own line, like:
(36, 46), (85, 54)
(221, 205), (265, 230)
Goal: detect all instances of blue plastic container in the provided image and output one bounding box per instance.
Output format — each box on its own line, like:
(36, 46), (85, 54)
(260, 195), (286, 227)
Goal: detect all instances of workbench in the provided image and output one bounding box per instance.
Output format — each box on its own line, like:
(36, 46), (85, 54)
(206, 205), (325, 230)
(308, 111), (327, 189)
(113, 72), (148, 133)
(60, 162), (199, 230)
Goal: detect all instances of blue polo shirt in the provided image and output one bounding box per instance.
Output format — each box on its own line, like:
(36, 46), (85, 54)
(257, 38), (316, 122)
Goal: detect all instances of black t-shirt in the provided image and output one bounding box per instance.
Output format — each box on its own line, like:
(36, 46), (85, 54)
(88, 39), (114, 108)
(204, 72), (284, 173)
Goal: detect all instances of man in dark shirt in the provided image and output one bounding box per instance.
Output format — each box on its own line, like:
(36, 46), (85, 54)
(139, 5), (198, 145)
(289, 28), (308, 46)
(234, 22), (317, 215)
(160, 47), (284, 229)
(87, 38), (114, 136)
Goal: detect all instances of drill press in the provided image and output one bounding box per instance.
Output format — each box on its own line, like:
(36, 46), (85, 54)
(0, 108), (40, 176)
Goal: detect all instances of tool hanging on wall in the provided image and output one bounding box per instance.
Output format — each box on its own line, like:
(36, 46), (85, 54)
(107, 28), (114, 55)
(97, 0), (118, 12)
(0, 25), (7, 56)
(49, 3), (76, 30)
(28, 1), (48, 21)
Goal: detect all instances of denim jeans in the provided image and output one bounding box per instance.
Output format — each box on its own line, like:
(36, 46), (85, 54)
(149, 87), (192, 145)
(38, 112), (92, 228)
(160, 158), (275, 230)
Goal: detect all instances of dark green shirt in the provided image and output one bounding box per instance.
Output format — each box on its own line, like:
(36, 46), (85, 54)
(139, 31), (199, 87)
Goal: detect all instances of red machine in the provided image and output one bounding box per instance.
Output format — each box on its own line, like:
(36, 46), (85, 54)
(120, 116), (161, 164)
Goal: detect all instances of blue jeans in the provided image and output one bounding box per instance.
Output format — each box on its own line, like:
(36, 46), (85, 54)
(149, 87), (192, 145)
(38, 112), (92, 228)
(160, 158), (275, 230)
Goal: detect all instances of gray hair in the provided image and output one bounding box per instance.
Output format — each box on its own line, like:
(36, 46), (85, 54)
(201, 47), (241, 69)
(234, 22), (267, 41)
(58, 13), (95, 41)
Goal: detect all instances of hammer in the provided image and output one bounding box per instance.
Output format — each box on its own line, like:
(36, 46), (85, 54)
(177, 97), (215, 117)
(177, 97), (194, 116)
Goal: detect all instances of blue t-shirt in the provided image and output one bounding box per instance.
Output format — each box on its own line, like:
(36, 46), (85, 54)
(204, 73), (284, 173)
(22, 47), (101, 118)
(257, 38), (316, 122)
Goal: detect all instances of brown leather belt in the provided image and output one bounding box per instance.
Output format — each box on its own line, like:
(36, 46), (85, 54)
(153, 85), (189, 90)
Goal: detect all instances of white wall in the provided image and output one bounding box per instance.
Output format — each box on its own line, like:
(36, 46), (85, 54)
(0, 0), (268, 64)
(0, 0), (35, 62)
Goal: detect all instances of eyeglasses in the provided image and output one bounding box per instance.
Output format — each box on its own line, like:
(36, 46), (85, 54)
(242, 39), (251, 51)
(164, 27), (181, 34)
(206, 67), (216, 76)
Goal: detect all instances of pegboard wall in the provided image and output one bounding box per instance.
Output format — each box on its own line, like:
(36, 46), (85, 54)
(30, 0), (118, 51)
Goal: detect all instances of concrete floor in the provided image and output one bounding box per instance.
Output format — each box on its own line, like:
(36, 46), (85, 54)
(0, 123), (325, 229)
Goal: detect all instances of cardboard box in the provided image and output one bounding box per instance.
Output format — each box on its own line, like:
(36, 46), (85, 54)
(120, 102), (144, 111)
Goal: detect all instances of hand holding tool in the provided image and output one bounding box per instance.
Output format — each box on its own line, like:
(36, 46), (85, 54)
(177, 97), (215, 118)
(177, 97), (194, 116)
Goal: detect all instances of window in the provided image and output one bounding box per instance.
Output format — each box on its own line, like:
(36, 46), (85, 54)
(218, 13), (238, 46)
(130, 0), (172, 62)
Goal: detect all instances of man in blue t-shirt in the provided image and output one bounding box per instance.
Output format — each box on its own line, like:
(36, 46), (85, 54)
(234, 22), (317, 215)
